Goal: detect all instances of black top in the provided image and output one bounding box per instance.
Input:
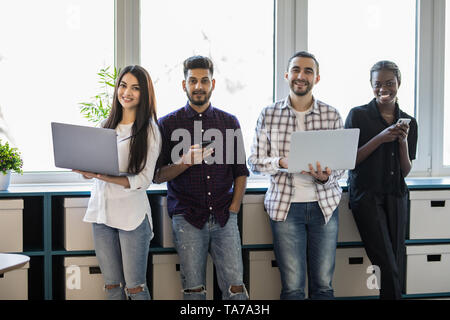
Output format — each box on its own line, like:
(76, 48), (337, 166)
(344, 98), (418, 202)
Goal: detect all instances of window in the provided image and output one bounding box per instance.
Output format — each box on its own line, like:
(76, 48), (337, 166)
(444, 1), (450, 166)
(140, 0), (274, 157)
(0, 0), (114, 172)
(2, 0), (450, 182)
(308, 0), (416, 122)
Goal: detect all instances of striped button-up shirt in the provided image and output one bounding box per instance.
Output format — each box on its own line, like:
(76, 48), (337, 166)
(248, 96), (344, 224)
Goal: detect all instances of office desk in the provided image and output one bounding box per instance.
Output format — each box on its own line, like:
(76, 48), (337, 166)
(0, 253), (30, 274)
(1, 178), (450, 299)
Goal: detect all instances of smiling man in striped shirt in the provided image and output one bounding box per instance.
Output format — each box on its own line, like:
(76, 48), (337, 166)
(248, 51), (344, 300)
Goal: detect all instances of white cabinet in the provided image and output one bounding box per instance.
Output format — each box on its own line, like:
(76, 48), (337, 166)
(64, 198), (94, 251)
(409, 191), (450, 239)
(406, 244), (450, 294)
(0, 199), (24, 252)
(64, 256), (106, 300)
(152, 253), (214, 300)
(334, 247), (379, 297)
(247, 250), (281, 299)
(242, 195), (273, 245)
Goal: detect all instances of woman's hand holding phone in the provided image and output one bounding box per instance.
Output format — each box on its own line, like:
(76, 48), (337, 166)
(395, 118), (410, 143)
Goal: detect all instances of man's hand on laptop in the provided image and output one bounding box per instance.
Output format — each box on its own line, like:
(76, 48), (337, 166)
(301, 161), (331, 184)
(279, 157), (289, 169)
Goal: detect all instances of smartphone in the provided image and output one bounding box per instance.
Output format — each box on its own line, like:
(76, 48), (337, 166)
(200, 140), (213, 147)
(396, 118), (411, 125)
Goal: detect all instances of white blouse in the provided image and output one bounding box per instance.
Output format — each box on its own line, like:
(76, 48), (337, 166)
(83, 121), (162, 234)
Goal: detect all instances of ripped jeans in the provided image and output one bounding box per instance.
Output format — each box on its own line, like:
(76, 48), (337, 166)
(172, 213), (248, 300)
(92, 218), (151, 300)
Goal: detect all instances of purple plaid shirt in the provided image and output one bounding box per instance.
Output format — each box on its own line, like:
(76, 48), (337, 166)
(157, 102), (249, 229)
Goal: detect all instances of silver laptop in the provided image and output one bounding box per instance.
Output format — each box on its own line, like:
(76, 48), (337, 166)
(280, 128), (360, 173)
(51, 122), (128, 176)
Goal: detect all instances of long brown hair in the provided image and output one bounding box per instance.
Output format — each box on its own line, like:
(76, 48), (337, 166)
(104, 65), (157, 174)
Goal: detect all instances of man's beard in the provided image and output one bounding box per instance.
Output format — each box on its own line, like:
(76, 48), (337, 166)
(291, 80), (312, 96)
(186, 89), (213, 106)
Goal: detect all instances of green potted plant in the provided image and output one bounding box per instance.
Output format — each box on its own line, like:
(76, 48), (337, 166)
(0, 139), (23, 190)
(79, 66), (119, 124)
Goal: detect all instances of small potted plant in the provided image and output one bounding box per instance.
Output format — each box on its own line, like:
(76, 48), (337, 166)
(0, 139), (23, 190)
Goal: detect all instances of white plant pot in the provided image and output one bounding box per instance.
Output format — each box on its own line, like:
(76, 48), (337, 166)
(0, 170), (11, 190)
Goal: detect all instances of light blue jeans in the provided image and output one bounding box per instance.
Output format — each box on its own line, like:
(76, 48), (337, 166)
(172, 213), (248, 300)
(270, 202), (338, 300)
(92, 217), (151, 300)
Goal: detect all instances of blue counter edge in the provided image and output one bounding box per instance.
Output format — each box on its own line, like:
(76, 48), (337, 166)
(1, 177), (450, 196)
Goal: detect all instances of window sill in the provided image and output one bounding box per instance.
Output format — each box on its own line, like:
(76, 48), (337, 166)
(3, 176), (450, 195)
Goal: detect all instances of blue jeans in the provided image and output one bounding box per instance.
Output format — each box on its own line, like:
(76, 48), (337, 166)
(270, 202), (338, 300)
(92, 217), (151, 300)
(172, 213), (248, 300)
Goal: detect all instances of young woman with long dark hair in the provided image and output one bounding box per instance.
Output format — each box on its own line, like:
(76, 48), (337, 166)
(74, 65), (161, 300)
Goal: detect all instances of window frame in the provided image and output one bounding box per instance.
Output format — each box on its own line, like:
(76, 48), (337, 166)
(428, 0), (450, 176)
(410, 0), (449, 177)
(10, 0), (450, 184)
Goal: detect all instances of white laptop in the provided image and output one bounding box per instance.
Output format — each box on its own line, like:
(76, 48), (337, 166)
(51, 122), (129, 176)
(280, 128), (360, 173)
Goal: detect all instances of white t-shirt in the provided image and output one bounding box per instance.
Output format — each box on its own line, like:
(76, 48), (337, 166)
(290, 107), (318, 203)
(83, 121), (162, 233)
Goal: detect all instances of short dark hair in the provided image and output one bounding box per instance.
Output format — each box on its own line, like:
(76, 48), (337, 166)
(183, 56), (214, 78)
(370, 60), (401, 86)
(287, 51), (320, 74)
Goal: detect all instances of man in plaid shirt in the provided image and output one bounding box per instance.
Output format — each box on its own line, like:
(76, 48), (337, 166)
(155, 56), (249, 300)
(248, 51), (344, 299)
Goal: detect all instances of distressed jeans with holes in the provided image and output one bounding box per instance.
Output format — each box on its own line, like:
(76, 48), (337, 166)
(92, 218), (151, 300)
(172, 213), (248, 300)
